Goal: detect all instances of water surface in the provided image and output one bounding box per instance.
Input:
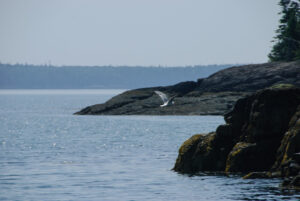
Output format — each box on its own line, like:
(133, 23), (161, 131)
(0, 90), (299, 201)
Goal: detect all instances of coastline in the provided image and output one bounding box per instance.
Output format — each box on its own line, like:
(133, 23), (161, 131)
(75, 60), (300, 116)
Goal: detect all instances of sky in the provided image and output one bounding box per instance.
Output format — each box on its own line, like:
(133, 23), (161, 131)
(0, 0), (280, 66)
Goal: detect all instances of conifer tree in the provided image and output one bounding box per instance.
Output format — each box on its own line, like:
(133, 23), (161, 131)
(269, 0), (300, 61)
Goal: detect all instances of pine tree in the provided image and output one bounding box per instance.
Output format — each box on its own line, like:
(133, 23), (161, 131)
(269, 0), (300, 61)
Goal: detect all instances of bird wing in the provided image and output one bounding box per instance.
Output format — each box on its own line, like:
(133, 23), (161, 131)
(168, 95), (176, 102)
(154, 91), (168, 103)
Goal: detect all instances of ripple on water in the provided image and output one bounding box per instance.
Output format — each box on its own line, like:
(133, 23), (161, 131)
(0, 91), (299, 201)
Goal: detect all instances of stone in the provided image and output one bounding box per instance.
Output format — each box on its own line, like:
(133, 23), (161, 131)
(272, 105), (300, 176)
(293, 153), (300, 164)
(173, 131), (234, 173)
(243, 172), (270, 179)
(290, 175), (300, 187)
(172, 134), (205, 173)
(75, 60), (300, 115)
(173, 87), (300, 177)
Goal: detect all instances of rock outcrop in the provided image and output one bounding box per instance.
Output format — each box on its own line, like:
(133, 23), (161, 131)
(173, 87), (300, 188)
(194, 61), (300, 93)
(75, 60), (300, 115)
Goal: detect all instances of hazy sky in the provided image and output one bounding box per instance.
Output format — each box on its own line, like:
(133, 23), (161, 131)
(0, 0), (280, 66)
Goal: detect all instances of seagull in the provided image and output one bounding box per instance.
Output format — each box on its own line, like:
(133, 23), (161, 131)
(154, 90), (176, 107)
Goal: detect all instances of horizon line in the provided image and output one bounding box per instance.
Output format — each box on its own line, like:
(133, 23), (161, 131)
(0, 62), (251, 68)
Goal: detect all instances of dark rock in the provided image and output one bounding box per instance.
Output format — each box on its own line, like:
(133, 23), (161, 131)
(195, 60), (300, 93)
(173, 125), (239, 173)
(281, 174), (300, 189)
(173, 134), (205, 173)
(224, 88), (300, 173)
(281, 178), (292, 186)
(293, 153), (300, 164)
(75, 89), (247, 115)
(280, 159), (300, 177)
(290, 175), (300, 187)
(173, 87), (300, 176)
(242, 172), (270, 179)
(272, 105), (300, 176)
(269, 171), (282, 178)
(173, 131), (234, 173)
(164, 81), (198, 96)
(225, 141), (278, 173)
(75, 61), (300, 115)
(239, 89), (300, 143)
(215, 124), (234, 138)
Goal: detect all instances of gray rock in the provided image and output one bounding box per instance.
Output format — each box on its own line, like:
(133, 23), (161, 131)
(75, 61), (300, 115)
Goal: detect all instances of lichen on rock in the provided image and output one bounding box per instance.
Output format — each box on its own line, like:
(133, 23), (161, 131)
(173, 87), (300, 188)
(272, 105), (300, 175)
(173, 131), (235, 173)
(173, 134), (205, 173)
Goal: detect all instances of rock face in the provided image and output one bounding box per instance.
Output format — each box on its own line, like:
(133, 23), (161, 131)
(194, 61), (300, 93)
(75, 82), (246, 115)
(173, 87), (300, 188)
(75, 61), (300, 115)
(173, 132), (233, 173)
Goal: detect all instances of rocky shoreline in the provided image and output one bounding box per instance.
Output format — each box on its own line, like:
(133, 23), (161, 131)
(74, 60), (300, 188)
(75, 61), (300, 115)
(173, 87), (300, 189)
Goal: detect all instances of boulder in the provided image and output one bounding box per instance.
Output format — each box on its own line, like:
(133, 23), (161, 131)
(173, 87), (300, 178)
(225, 140), (279, 173)
(173, 131), (234, 173)
(173, 134), (205, 173)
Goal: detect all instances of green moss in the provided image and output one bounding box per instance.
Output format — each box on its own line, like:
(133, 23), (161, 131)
(269, 83), (295, 89)
(229, 142), (249, 157)
(242, 172), (270, 179)
(179, 134), (203, 155)
(281, 119), (300, 166)
(202, 133), (216, 152)
(225, 142), (252, 172)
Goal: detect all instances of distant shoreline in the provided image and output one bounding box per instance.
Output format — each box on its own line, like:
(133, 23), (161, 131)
(0, 89), (126, 95)
(0, 63), (232, 89)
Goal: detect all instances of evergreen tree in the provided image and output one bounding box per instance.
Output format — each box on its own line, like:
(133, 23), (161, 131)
(269, 0), (300, 61)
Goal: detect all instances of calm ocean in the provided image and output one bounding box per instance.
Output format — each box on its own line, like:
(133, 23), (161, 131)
(0, 90), (298, 201)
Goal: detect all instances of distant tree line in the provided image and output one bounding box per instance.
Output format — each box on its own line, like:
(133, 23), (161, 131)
(269, 0), (300, 61)
(0, 63), (234, 89)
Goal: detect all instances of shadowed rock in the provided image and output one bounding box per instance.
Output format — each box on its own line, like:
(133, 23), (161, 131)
(173, 87), (300, 188)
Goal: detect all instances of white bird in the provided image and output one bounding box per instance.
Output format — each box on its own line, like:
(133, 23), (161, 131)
(154, 91), (176, 107)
